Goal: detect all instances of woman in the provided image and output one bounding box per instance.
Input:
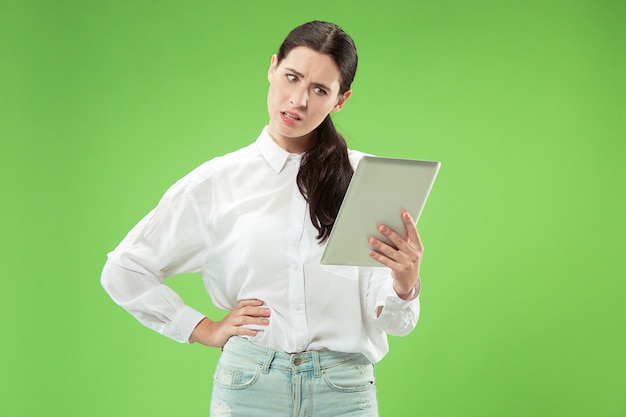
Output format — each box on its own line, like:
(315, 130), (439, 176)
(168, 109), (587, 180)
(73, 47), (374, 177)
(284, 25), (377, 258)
(101, 21), (423, 416)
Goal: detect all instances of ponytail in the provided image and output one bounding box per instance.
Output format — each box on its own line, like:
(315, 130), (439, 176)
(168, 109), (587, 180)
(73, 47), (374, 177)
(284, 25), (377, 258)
(297, 116), (353, 243)
(277, 21), (358, 242)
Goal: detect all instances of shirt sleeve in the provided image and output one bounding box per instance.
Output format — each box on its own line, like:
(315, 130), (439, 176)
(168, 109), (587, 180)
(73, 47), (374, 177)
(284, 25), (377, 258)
(367, 268), (421, 336)
(101, 180), (209, 343)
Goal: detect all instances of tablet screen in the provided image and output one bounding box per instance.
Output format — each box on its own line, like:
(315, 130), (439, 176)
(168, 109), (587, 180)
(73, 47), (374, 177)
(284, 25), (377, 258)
(320, 156), (440, 266)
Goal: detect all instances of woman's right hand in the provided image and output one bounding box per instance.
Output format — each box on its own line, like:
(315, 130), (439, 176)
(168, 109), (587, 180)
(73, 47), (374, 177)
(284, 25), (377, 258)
(189, 299), (270, 348)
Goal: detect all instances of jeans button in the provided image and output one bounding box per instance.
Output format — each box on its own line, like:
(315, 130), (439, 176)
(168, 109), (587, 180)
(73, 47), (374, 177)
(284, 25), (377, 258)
(293, 358), (301, 366)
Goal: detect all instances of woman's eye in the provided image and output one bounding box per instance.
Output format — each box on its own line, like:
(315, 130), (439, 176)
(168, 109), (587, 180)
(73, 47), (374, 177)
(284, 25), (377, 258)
(286, 74), (297, 83)
(314, 87), (327, 96)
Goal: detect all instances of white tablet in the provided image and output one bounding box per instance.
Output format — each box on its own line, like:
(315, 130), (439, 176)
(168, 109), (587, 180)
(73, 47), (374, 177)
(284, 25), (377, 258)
(320, 156), (441, 266)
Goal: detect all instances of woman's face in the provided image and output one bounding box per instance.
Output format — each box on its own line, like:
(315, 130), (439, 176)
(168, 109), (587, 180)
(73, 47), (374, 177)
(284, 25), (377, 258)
(267, 46), (351, 153)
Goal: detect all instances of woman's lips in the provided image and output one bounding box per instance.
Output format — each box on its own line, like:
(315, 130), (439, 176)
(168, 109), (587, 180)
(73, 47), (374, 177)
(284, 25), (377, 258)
(281, 111), (302, 125)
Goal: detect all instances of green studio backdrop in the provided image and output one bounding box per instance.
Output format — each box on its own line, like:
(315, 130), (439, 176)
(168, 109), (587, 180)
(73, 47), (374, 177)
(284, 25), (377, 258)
(1, 1), (625, 416)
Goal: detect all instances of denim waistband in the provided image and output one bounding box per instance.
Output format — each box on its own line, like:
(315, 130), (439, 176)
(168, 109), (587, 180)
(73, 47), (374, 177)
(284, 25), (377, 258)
(222, 336), (369, 376)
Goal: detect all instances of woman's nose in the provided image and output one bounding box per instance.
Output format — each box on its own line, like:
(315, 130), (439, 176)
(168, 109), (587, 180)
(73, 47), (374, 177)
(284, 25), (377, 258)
(289, 86), (308, 108)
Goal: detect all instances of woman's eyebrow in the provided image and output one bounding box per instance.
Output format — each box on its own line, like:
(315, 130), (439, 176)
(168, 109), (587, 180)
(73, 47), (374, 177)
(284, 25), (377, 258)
(285, 67), (304, 78)
(285, 67), (332, 91)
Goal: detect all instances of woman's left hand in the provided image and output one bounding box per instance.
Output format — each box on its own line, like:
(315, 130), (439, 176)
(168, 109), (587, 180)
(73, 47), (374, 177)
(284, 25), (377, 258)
(368, 210), (423, 300)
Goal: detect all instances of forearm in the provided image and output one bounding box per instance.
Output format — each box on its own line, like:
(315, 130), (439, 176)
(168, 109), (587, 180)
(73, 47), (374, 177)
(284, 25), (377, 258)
(101, 259), (205, 342)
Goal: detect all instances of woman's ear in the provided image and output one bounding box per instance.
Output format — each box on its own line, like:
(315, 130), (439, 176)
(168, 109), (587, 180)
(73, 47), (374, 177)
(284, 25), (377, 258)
(332, 90), (352, 112)
(268, 54), (279, 81)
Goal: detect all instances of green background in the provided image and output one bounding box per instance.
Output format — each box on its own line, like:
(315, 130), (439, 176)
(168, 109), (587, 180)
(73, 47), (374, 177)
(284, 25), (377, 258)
(2, 0), (624, 416)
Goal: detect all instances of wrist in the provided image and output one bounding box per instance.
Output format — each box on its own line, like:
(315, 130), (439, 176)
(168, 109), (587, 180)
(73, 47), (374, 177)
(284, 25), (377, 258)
(393, 278), (420, 300)
(393, 284), (415, 300)
(189, 317), (214, 344)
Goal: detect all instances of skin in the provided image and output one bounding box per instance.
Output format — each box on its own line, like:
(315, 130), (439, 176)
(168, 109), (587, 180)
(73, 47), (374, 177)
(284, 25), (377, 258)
(190, 47), (423, 348)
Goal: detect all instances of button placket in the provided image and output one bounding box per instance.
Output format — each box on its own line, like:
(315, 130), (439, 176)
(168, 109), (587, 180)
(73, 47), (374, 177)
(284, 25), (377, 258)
(286, 165), (309, 352)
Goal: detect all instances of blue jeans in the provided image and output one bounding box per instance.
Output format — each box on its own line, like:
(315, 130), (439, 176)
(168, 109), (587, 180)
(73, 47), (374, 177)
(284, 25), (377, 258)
(210, 337), (379, 417)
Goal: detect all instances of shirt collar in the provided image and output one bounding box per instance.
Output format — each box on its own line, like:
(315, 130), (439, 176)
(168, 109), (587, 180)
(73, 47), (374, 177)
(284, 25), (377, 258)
(256, 126), (303, 173)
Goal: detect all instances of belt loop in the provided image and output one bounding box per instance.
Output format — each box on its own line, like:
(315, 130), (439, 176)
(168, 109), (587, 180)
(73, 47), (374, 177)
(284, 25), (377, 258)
(261, 347), (275, 374)
(312, 351), (321, 378)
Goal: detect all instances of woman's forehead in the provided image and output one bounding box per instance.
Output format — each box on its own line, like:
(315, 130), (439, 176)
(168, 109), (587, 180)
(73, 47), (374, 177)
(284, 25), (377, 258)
(280, 47), (342, 88)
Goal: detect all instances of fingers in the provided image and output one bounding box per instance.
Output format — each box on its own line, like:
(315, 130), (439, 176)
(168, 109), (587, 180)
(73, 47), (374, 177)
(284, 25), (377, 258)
(372, 212), (422, 254)
(235, 298), (265, 309)
(368, 235), (403, 264)
(401, 211), (423, 251)
(368, 211), (424, 274)
(191, 300), (271, 348)
(234, 299), (270, 316)
(368, 216), (423, 297)
(384, 211), (421, 251)
(228, 299), (271, 334)
(368, 246), (396, 268)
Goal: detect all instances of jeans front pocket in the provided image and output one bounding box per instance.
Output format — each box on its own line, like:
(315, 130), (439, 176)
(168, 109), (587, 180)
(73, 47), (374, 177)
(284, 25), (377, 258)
(322, 359), (376, 393)
(213, 355), (261, 390)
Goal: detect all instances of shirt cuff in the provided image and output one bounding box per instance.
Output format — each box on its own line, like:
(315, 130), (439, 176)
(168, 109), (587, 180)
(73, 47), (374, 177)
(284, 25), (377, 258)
(165, 305), (207, 343)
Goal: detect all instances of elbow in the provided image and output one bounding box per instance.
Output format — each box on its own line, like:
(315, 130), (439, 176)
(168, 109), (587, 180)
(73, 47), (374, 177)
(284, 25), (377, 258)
(100, 259), (115, 295)
(100, 259), (125, 300)
(388, 321), (418, 337)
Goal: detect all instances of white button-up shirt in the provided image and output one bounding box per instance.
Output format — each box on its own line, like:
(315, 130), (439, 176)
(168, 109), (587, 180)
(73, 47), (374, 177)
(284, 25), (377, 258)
(101, 127), (420, 363)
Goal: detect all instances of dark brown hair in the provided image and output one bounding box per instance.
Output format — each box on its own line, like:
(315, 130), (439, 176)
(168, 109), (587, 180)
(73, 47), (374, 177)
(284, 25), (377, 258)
(276, 21), (358, 242)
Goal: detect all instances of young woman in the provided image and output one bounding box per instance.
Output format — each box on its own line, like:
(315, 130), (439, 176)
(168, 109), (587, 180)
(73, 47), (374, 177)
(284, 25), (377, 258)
(101, 21), (424, 416)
